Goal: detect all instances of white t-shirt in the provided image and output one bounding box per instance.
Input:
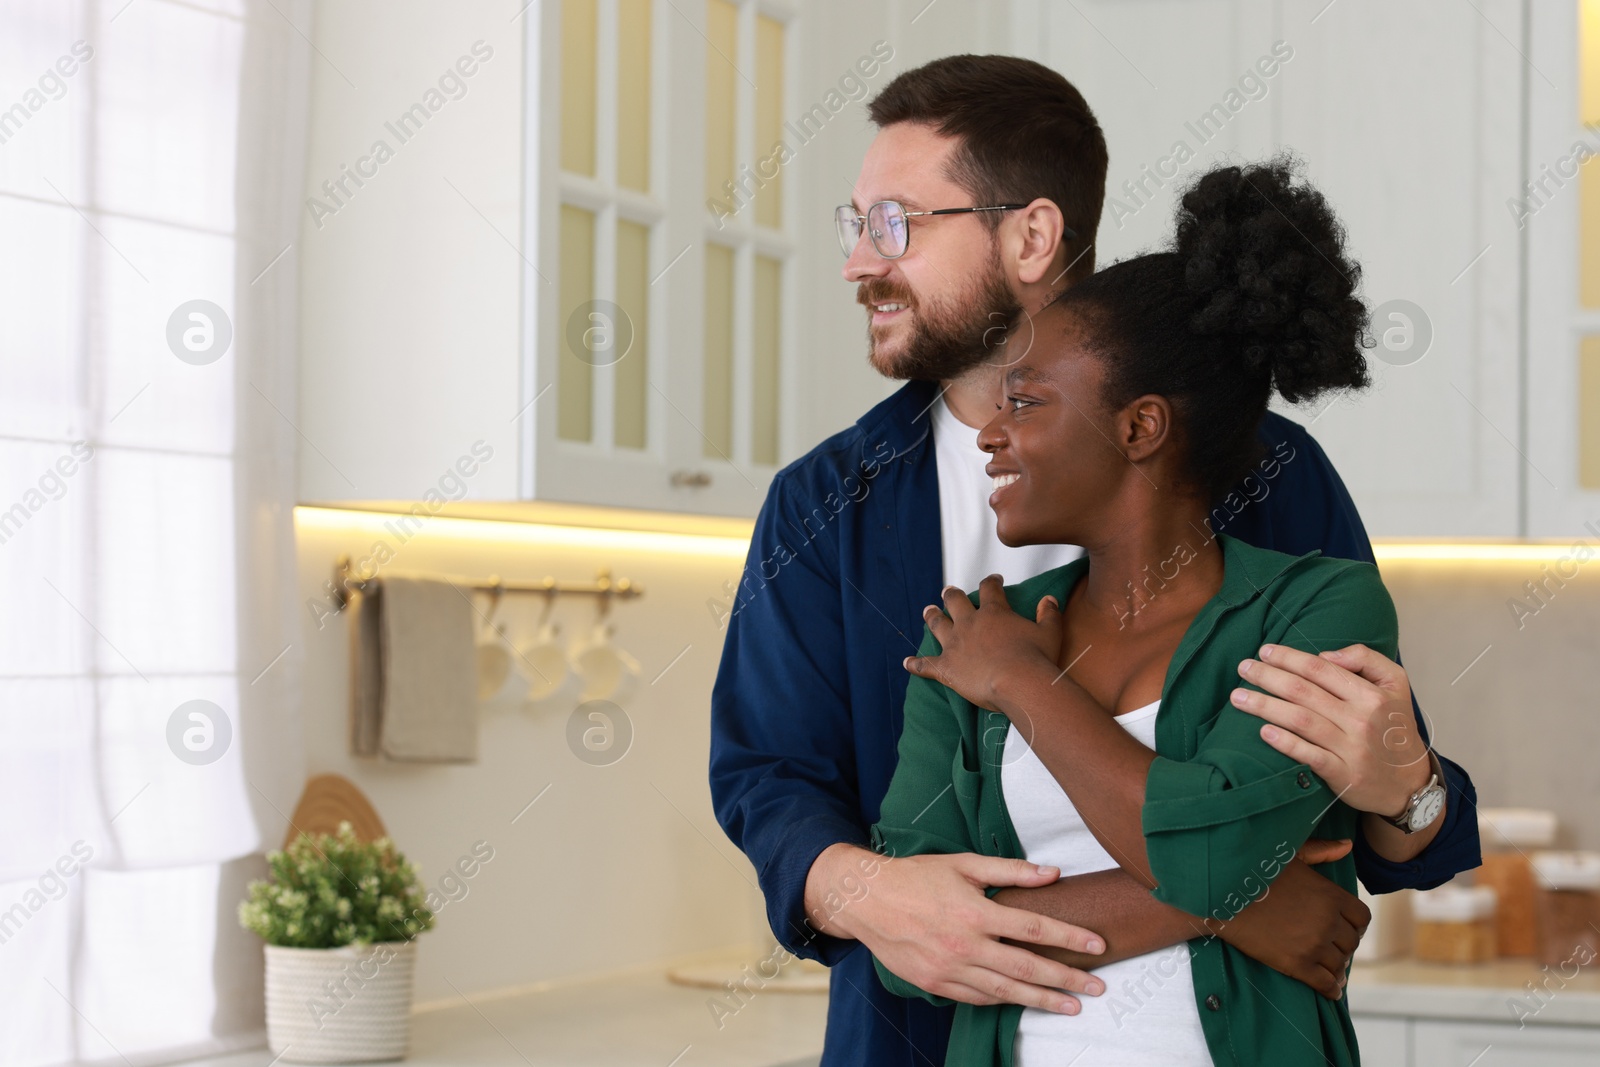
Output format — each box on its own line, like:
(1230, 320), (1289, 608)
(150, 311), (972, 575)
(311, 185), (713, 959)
(930, 394), (1082, 593)
(1002, 704), (1212, 1066)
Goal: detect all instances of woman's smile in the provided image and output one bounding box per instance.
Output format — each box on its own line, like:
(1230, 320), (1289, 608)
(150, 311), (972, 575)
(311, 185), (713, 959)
(987, 466), (1021, 508)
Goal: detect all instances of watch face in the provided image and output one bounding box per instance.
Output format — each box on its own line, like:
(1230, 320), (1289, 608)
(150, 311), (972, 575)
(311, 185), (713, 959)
(1409, 786), (1446, 831)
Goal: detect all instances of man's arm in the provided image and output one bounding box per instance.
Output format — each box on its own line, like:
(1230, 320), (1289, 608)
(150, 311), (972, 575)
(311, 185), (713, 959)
(709, 469), (875, 966)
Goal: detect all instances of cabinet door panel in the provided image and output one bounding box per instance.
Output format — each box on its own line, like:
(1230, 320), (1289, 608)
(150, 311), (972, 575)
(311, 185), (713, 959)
(1414, 1019), (1600, 1067)
(1272, 0), (1523, 535)
(1352, 1014), (1410, 1067)
(1527, 2), (1600, 537)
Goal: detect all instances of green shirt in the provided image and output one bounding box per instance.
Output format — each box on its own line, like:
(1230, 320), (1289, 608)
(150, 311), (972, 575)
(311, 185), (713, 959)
(869, 534), (1399, 1067)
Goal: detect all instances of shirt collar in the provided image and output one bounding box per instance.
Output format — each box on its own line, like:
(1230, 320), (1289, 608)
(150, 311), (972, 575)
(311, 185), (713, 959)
(1038, 534), (1316, 612)
(855, 380), (943, 461)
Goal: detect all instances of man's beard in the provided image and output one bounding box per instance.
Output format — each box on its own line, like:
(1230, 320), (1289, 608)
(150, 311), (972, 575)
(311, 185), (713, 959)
(857, 248), (1023, 382)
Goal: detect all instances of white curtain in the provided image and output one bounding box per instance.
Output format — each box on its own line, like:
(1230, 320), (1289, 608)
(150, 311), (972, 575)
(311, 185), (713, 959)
(0, 1), (310, 1063)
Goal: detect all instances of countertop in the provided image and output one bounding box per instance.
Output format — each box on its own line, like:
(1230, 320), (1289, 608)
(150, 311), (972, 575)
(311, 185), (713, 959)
(177, 953), (1600, 1066)
(179, 959), (827, 1067)
(1350, 957), (1600, 1027)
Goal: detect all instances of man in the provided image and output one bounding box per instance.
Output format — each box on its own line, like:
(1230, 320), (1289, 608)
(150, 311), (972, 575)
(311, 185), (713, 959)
(710, 55), (1479, 1067)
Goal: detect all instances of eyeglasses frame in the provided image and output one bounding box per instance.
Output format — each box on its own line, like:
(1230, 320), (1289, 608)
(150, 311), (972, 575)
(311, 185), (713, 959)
(834, 200), (1077, 259)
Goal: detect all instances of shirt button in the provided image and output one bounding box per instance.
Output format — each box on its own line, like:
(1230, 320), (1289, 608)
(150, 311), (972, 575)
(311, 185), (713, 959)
(1296, 772), (1312, 789)
(1205, 993), (1222, 1012)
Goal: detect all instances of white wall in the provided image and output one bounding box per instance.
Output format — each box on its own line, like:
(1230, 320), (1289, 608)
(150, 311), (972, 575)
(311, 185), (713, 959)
(292, 507), (765, 1002)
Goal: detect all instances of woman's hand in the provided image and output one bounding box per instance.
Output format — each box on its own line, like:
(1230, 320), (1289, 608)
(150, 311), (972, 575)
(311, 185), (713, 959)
(903, 575), (1063, 712)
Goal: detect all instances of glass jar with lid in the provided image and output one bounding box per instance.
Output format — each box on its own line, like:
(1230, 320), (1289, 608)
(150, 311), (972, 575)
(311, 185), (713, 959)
(1475, 808), (1557, 956)
(1531, 851), (1600, 969)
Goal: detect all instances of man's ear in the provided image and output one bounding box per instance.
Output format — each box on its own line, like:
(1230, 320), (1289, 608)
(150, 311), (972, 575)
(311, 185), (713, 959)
(1119, 394), (1173, 463)
(1012, 198), (1067, 287)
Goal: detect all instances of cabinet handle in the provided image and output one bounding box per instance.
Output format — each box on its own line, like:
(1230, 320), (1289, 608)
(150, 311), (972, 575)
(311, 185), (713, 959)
(670, 469), (712, 488)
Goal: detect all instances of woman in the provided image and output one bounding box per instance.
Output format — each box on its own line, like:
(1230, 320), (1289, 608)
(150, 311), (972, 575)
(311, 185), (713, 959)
(870, 158), (1393, 1067)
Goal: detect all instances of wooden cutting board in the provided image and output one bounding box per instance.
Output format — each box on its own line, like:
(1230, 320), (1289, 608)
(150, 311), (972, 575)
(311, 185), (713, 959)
(283, 773), (388, 849)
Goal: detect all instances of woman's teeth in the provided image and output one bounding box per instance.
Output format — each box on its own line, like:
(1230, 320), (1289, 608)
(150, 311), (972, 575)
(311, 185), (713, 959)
(991, 473), (1019, 490)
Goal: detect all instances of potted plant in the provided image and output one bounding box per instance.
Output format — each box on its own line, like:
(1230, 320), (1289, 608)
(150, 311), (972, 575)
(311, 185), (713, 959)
(239, 822), (435, 1062)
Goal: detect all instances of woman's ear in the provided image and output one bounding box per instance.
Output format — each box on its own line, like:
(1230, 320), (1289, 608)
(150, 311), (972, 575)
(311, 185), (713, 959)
(1118, 394), (1172, 463)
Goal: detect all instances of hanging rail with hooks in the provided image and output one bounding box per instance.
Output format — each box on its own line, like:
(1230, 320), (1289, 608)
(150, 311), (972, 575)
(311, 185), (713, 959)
(330, 554), (644, 615)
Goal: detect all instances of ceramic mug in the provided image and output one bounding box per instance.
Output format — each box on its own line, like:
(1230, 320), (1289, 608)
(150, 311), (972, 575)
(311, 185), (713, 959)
(518, 622), (584, 711)
(570, 622), (642, 705)
(475, 622), (522, 705)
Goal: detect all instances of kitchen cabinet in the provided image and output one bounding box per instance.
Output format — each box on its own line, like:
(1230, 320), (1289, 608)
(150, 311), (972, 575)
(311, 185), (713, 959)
(1356, 1017), (1600, 1067)
(1013, 0), (1526, 536)
(1355, 1017), (1600, 1067)
(1352, 1015), (1408, 1067)
(1526, 2), (1600, 540)
(1348, 958), (1600, 1066)
(298, 0), (1540, 531)
(295, 0), (1012, 518)
(1413, 1020), (1600, 1067)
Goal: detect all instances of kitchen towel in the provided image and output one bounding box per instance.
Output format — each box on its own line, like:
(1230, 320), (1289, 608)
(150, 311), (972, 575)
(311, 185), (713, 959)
(348, 576), (479, 762)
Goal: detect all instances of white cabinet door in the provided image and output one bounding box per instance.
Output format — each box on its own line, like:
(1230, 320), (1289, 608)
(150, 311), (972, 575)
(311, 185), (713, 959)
(1018, 0), (1524, 537)
(1525, 2), (1600, 538)
(1353, 1014), (1411, 1067)
(1268, 0), (1524, 536)
(297, 1), (527, 504)
(1414, 1019), (1600, 1067)
(523, 0), (1020, 517)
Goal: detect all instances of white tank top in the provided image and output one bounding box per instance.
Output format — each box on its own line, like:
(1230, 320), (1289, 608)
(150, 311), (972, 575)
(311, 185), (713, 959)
(1001, 702), (1212, 1067)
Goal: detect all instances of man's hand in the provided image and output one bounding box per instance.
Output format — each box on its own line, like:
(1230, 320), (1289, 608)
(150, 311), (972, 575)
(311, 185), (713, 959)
(1231, 643), (1432, 816)
(806, 843), (1106, 1013)
(1206, 848), (1370, 1000)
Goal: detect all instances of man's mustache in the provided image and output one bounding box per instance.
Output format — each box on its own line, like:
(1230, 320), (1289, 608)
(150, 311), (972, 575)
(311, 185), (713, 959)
(857, 281), (914, 310)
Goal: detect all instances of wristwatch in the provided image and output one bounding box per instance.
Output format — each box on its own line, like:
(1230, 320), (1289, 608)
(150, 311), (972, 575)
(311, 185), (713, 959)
(1381, 750), (1447, 834)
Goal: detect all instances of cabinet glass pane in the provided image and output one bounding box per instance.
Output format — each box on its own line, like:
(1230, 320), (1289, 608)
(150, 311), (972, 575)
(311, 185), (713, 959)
(615, 219), (650, 450)
(753, 255), (781, 465)
(1581, 336), (1600, 489)
(1582, 159), (1600, 309)
(558, 205), (596, 443)
(561, 0), (598, 176)
(705, 0), (738, 205)
(1584, 0), (1600, 126)
(754, 16), (784, 229)
(703, 243), (735, 459)
(617, 0), (651, 192)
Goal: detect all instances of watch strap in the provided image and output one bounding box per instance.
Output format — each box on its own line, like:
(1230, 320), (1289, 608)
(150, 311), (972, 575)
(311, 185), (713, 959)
(1383, 750), (1445, 832)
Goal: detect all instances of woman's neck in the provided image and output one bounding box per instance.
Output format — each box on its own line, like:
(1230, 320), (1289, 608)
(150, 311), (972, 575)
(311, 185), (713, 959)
(1076, 503), (1225, 632)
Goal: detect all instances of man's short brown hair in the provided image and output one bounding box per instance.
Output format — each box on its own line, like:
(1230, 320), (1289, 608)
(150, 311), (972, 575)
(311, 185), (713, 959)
(867, 55), (1108, 283)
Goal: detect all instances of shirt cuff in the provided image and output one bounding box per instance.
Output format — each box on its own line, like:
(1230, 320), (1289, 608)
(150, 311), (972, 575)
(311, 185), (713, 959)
(1355, 753), (1482, 893)
(760, 812), (873, 967)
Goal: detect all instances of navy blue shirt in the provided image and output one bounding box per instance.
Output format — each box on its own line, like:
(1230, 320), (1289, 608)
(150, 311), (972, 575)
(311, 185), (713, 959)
(709, 379), (1480, 1067)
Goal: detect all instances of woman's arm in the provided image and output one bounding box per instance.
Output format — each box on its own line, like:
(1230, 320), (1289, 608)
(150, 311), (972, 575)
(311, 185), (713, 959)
(898, 580), (1371, 998)
(902, 575), (1167, 884)
(869, 632), (1106, 1013)
(906, 564), (1398, 921)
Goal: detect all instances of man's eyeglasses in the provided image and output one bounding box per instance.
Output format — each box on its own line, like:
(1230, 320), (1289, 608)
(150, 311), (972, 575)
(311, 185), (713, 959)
(834, 200), (1074, 260)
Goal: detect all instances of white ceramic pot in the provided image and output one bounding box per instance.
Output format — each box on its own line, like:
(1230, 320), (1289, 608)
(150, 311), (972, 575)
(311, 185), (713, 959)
(265, 940), (416, 1063)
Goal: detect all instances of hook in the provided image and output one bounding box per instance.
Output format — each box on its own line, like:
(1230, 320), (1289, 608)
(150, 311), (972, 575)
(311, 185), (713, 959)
(483, 575), (504, 626)
(537, 578), (558, 628)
